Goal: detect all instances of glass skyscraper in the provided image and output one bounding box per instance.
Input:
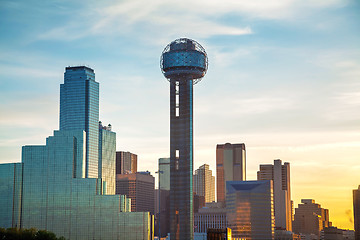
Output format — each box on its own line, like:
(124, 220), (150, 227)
(226, 180), (275, 240)
(60, 66), (99, 178)
(99, 122), (116, 195)
(0, 66), (153, 240)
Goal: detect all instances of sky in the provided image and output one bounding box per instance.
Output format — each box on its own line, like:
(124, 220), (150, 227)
(0, 0), (359, 230)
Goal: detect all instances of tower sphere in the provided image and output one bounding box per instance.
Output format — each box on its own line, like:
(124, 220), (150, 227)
(160, 38), (208, 85)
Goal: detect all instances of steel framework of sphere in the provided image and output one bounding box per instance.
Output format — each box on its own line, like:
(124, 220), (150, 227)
(160, 38), (208, 85)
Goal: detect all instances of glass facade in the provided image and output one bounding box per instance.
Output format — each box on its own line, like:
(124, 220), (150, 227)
(60, 66), (99, 178)
(19, 130), (151, 240)
(226, 180), (274, 240)
(0, 66), (153, 240)
(99, 125), (116, 195)
(0, 163), (22, 229)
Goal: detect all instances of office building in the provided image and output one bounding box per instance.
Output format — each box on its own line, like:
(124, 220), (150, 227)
(21, 130), (152, 239)
(194, 203), (227, 234)
(159, 158), (170, 190)
(293, 199), (331, 239)
(194, 164), (215, 203)
(161, 38), (208, 240)
(354, 186), (360, 240)
(257, 159), (292, 231)
(60, 66), (99, 178)
(116, 151), (137, 174)
(98, 122), (116, 195)
(226, 180), (275, 240)
(216, 143), (246, 203)
(0, 66), (153, 240)
(116, 172), (155, 214)
(0, 163), (22, 229)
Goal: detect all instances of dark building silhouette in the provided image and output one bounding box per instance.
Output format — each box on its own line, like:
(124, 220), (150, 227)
(354, 185), (360, 240)
(160, 38), (208, 240)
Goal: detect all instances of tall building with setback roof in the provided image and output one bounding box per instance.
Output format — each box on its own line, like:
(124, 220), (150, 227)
(293, 199), (331, 239)
(257, 159), (292, 231)
(0, 66), (153, 240)
(194, 164), (215, 203)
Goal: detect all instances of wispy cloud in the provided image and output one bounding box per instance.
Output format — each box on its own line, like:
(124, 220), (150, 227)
(34, 0), (345, 43)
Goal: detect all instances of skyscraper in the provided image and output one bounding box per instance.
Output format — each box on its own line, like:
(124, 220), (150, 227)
(226, 180), (275, 240)
(293, 199), (331, 239)
(0, 66), (153, 240)
(60, 66), (99, 178)
(257, 159), (292, 231)
(216, 143), (246, 203)
(194, 164), (215, 203)
(116, 151), (137, 174)
(160, 38), (208, 240)
(98, 122), (116, 195)
(354, 185), (360, 240)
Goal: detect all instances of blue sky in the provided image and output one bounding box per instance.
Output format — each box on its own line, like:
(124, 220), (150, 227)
(1, 0), (359, 229)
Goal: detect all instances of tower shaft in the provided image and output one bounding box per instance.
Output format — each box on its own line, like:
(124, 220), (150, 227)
(170, 78), (194, 240)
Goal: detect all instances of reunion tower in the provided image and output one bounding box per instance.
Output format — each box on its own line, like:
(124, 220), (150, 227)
(160, 38), (208, 240)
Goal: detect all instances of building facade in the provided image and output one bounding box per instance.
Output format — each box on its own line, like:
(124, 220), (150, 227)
(116, 151), (137, 174)
(0, 163), (22, 229)
(116, 172), (155, 214)
(216, 143), (246, 203)
(194, 204), (227, 233)
(98, 122), (116, 195)
(293, 199), (331, 239)
(159, 158), (170, 190)
(194, 164), (215, 203)
(257, 159), (292, 231)
(60, 66), (99, 178)
(0, 66), (153, 240)
(226, 180), (275, 240)
(354, 186), (360, 240)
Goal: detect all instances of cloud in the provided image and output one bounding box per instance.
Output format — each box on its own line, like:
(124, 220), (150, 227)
(35, 0), (345, 43)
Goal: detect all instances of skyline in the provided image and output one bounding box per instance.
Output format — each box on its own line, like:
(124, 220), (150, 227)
(0, 0), (359, 230)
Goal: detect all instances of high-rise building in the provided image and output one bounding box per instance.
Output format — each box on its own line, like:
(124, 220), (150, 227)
(354, 185), (360, 240)
(194, 164), (215, 203)
(0, 66), (153, 240)
(160, 38), (208, 240)
(257, 159), (292, 231)
(216, 143), (246, 203)
(60, 66), (99, 178)
(226, 180), (275, 240)
(116, 171), (155, 214)
(116, 151), (137, 174)
(159, 158), (170, 190)
(98, 122), (116, 195)
(293, 199), (332, 239)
